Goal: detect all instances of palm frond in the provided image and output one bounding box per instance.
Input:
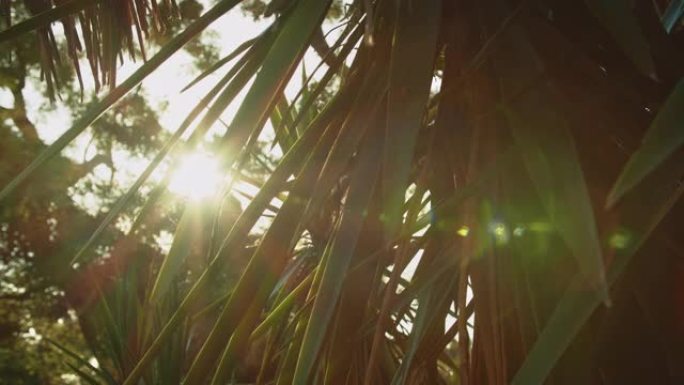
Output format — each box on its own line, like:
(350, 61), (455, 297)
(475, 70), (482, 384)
(4, 0), (684, 384)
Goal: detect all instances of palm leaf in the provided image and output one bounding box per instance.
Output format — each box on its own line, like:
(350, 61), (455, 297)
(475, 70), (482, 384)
(495, 26), (608, 296)
(46, 337), (116, 385)
(0, 0), (93, 42)
(293, 124), (384, 385)
(381, 0), (441, 239)
(662, 0), (684, 33)
(512, 137), (684, 384)
(584, 0), (655, 77)
(607, 78), (684, 207)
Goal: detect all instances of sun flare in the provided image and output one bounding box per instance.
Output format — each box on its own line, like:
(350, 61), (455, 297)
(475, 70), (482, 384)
(168, 151), (224, 200)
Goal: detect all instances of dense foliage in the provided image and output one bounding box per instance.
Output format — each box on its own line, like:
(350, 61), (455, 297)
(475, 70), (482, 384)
(1, 0), (683, 384)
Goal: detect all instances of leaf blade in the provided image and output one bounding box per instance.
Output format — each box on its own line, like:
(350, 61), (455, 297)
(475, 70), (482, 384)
(584, 0), (655, 77)
(0, 0), (93, 43)
(662, 0), (684, 33)
(513, 143), (684, 385)
(382, 0), (442, 239)
(607, 78), (684, 207)
(292, 126), (384, 385)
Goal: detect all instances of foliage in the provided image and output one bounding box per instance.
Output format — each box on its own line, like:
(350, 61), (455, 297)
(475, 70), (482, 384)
(1, 0), (684, 384)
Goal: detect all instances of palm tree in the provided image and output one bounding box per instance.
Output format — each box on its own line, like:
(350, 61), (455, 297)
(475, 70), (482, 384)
(1, 0), (683, 384)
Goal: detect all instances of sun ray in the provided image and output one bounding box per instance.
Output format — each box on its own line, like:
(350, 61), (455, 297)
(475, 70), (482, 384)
(168, 150), (224, 201)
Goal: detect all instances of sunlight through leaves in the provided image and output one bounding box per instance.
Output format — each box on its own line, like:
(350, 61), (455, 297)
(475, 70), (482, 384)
(169, 150), (224, 200)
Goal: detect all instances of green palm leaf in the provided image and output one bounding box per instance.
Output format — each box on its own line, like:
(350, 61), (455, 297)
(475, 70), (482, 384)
(607, 78), (684, 207)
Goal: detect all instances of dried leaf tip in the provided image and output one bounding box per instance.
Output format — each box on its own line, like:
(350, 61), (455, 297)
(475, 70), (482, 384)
(363, 0), (374, 46)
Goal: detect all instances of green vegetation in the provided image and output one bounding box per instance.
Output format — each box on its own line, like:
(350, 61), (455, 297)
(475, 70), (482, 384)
(1, 0), (683, 384)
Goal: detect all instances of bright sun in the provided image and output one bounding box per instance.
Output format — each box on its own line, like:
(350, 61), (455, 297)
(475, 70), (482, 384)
(168, 151), (224, 200)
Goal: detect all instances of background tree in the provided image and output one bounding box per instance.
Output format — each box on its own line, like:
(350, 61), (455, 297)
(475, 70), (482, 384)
(0, 1), (234, 383)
